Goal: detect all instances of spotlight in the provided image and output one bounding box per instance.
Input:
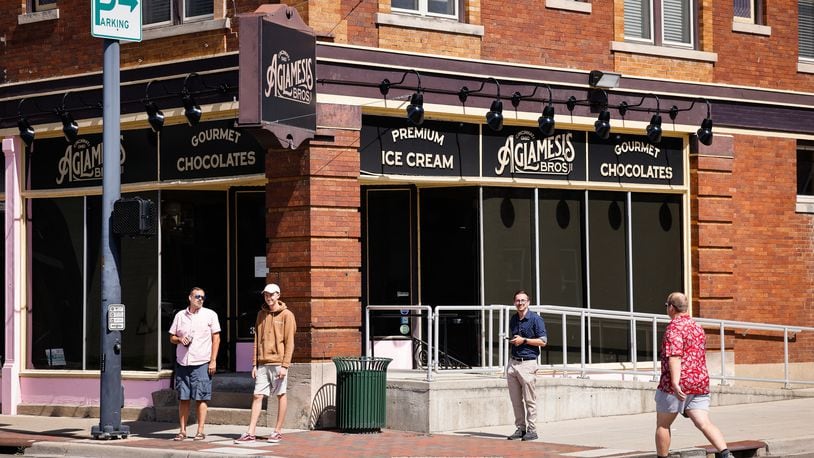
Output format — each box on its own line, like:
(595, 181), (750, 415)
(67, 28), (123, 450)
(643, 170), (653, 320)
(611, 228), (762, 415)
(538, 104), (555, 138)
(145, 101), (165, 132)
(594, 110), (611, 140)
(182, 92), (202, 126)
(18, 116), (35, 146)
(566, 96), (577, 113)
(59, 109), (79, 143)
(588, 70), (621, 89)
(646, 114), (663, 144)
(697, 117), (713, 146)
(486, 98), (503, 131)
(406, 91), (424, 126)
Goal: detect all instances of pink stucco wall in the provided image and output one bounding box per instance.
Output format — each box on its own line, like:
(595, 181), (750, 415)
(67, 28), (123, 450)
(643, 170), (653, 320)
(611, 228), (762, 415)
(20, 377), (170, 407)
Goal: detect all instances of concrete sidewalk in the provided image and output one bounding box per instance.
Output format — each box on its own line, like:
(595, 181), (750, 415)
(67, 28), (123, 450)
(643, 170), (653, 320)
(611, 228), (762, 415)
(0, 397), (812, 457)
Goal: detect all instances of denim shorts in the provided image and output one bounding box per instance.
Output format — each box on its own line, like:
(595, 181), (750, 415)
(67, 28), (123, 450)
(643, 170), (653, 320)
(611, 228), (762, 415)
(655, 389), (710, 416)
(175, 363), (212, 401)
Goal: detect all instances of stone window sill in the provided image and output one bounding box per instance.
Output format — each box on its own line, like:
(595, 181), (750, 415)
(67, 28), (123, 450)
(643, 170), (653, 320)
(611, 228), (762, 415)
(375, 12), (484, 36)
(545, 0), (591, 14)
(611, 41), (717, 63)
(731, 21), (771, 36)
(18, 9), (59, 25)
(140, 18), (229, 41)
(799, 61), (814, 74)
(796, 195), (814, 214)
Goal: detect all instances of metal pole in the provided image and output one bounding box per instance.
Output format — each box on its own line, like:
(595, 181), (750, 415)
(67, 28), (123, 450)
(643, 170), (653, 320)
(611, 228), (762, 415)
(92, 38), (129, 440)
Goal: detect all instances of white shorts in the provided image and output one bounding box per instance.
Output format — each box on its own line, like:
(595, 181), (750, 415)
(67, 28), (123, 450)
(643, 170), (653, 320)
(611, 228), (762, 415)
(655, 390), (710, 416)
(254, 365), (288, 396)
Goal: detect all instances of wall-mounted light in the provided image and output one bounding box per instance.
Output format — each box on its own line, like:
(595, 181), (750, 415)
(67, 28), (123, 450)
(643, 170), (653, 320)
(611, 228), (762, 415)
(511, 84), (555, 138)
(645, 95), (662, 144)
(594, 109), (611, 139)
(459, 77), (503, 131)
(380, 69), (425, 126)
(669, 98), (714, 146)
(143, 80), (165, 133)
(181, 73), (203, 126)
(17, 99), (34, 146)
(55, 93), (79, 143)
(588, 70), (621, 89)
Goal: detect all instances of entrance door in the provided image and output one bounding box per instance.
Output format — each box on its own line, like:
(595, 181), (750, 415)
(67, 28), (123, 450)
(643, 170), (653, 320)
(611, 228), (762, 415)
(229, 188), (266, 371)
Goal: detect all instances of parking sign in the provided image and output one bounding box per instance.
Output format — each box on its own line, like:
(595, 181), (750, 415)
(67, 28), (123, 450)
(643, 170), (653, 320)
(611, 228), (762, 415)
(91, 0), (142, 42)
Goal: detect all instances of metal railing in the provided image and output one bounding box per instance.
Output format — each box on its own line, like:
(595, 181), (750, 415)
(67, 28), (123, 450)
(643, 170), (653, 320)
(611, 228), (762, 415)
(366, 303), (814, 387)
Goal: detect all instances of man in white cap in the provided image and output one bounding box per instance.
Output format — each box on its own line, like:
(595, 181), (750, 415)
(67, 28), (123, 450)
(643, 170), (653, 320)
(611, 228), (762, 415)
(234, 283), (296, 444)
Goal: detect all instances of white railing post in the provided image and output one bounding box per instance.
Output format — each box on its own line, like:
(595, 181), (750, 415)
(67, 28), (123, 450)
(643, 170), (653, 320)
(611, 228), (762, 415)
(579, 309), (587, 378)
(783, 327), (790, 389)
(719, 323), (728, 386)
(651, 316), (659, 382)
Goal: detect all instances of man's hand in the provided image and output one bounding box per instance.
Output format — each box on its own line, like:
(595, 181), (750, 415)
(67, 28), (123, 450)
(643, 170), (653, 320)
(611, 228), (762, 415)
(208, 360), (216, 376)
(251, 366), (257, 380)
(671, 382), (686, 401)
(278, 366), (288, 378)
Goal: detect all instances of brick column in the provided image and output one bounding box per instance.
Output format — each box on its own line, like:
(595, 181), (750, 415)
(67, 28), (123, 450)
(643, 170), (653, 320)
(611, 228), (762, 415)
(690, 134), (735, 318)
(264, 103), (361, 428)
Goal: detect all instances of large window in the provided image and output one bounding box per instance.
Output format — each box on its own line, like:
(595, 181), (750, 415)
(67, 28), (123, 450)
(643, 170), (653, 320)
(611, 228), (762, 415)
(798, 143), (814, 195)
(624, 0), (695, 48)
(801, 0), (814, 61)
(392, 0), (458, 19)
(734, 0), (763, 24)
(143, 0), (213, 27)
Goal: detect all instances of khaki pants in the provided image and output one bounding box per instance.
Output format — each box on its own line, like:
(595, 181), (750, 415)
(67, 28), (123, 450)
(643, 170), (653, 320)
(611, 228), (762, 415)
(507, 358), (538, 431)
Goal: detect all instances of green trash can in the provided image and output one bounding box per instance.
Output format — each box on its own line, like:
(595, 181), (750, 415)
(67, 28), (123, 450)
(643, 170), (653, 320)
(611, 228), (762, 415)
(333, 356), (392, 433)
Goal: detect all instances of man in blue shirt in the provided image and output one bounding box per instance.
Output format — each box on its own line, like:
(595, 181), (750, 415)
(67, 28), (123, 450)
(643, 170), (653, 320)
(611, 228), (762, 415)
(506, 289), (547, 442)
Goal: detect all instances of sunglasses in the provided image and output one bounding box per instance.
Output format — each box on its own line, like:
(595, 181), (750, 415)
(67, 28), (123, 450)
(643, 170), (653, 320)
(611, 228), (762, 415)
(194, 294), (206, 300)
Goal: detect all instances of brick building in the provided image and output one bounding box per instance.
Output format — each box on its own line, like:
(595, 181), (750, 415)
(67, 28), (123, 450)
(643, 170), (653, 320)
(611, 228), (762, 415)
(0, 0), (812, 429)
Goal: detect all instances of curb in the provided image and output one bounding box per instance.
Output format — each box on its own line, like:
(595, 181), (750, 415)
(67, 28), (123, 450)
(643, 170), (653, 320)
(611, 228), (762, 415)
(24, 441), (250, 458)
(764, 436), (814, 457)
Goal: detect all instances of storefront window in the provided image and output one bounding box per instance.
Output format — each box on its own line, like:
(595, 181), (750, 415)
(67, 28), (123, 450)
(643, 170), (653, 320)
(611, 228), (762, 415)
(160, 190), (227, 370)
(482, 187), (534, 305)
(30, 197), (85, 369)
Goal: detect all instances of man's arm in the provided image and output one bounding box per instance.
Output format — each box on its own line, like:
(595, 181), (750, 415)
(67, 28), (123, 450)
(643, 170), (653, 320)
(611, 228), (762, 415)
(209, 332), (221, 375)
(668, 356), (685, 400)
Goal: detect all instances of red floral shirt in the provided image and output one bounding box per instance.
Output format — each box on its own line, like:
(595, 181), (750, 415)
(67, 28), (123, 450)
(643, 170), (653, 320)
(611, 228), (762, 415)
(658, 314), (710, 395)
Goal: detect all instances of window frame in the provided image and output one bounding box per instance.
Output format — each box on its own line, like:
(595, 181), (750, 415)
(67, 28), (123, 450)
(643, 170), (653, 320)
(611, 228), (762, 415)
(624, 0), (698, 50)
(143, 0), (213, 29)
(392, 0), (460, 21)
(801, 0), (814, 62)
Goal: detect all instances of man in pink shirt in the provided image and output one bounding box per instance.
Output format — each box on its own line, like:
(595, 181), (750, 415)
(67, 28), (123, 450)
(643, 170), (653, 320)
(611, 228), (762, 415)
(168, 286), (221, 441)
(655, 292), (732, 458)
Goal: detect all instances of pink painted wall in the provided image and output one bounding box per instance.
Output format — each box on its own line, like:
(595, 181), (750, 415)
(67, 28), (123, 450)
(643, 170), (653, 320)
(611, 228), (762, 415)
(236, 342), (253, 372)
(20, 377), (170, 407)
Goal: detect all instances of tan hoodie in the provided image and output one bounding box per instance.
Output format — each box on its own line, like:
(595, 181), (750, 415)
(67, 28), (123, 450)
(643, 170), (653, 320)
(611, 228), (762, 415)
(252, 302), (296, 368)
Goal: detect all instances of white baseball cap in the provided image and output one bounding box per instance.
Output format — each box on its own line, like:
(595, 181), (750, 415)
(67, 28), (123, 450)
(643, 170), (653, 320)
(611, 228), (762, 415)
(262, 283), (280, 295)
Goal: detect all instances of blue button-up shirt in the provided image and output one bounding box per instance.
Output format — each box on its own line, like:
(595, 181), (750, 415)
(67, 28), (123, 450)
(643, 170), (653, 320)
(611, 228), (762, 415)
(509, 311), (548, 359)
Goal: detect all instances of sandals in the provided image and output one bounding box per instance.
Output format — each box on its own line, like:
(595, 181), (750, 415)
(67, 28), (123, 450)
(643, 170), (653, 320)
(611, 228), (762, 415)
(193, 433), (206, 441)
(173, 432), (187, 441)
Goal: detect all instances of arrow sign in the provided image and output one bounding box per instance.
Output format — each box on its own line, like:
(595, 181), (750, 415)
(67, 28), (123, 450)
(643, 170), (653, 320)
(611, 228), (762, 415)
(91, 0), (142, 42)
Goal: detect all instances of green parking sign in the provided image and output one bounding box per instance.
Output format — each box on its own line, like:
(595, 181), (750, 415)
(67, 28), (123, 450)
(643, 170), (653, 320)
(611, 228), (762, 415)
(91, 0), (142, 42)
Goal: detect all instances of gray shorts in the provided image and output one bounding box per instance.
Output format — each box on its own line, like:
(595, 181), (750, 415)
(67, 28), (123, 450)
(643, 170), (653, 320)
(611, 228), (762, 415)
(655, 389), (710, 416)
(254, 365), (288, 396)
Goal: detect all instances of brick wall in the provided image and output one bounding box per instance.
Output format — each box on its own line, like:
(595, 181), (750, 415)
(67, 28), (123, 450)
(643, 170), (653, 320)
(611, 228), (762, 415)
(693, 134), (814, 365)
(265, 103), (363, 361)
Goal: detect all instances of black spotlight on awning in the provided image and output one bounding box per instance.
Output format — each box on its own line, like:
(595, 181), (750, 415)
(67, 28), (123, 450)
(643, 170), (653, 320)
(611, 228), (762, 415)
(458, 76), (503, 131)
(406, 91), (424, 126)
(594, 110), (611, 140)
(181, 73), (203, 126)
(144, 80), (166, 132)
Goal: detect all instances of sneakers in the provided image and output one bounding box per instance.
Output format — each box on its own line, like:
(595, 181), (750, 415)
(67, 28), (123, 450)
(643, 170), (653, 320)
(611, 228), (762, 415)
(507, 428), (525, 440)
(521, 429), (538, 441)
(233, 433), (256, 444)
(719, 450), (734, 458)
(267, 431), (283, 443)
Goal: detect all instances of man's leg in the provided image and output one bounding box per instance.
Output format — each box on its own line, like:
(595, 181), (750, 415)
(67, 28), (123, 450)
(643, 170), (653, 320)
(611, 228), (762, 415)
(656, 411), (678, 456)
(196, 400), (208, 435)
(274, 393), (287, 432)
(686, 409), (728, 452)
(506, 364), (526, 430)
(246, 394), (265, 435)
(519, 361), (538, 432)
(178, 400), (190, 434)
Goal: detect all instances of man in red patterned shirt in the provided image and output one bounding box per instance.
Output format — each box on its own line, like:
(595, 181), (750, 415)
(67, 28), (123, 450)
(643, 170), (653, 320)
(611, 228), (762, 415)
(655, 292), (732, 458)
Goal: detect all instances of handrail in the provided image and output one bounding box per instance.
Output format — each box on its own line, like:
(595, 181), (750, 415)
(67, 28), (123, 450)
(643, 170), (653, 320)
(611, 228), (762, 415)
(365, 305), (434, 381)
(365, 303), (814, 388)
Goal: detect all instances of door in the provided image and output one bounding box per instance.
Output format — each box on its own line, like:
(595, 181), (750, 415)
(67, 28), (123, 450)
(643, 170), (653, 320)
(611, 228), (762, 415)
(229, 188), (267, 371)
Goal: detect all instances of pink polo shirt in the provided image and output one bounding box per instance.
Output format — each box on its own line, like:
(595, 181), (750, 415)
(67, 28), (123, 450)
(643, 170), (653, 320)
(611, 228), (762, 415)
(169, 306), (221, 366)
